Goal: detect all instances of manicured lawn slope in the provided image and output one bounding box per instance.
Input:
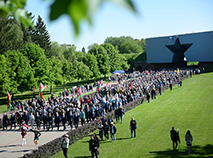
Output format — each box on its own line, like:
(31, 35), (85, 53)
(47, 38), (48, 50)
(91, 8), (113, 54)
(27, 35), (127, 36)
(52, 73), (213, 158)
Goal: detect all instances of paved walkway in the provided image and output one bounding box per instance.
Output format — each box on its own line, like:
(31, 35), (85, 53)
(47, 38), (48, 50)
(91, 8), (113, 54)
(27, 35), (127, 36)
(0, 82), (118, 157)
(0, 127), (70, 158)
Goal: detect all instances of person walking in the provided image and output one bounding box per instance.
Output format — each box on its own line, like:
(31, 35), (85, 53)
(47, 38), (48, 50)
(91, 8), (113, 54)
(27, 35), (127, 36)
(21, 125), (28, 146)
(80, 109), (85, 126)
(42, 112), (48, 130)
(89, 133), (100, 158)
(103, 121), (109, 141)
(110, 122), (117, 142)
(47, 113), (53, 131)
(23, 111), (29, 125)
(130, 117), (137, 138)
(61, 112), (67, 130)
(120, 107), (125, 124)
(61, 134), (70, 158)
(35, 112), (41, 130)
(185, 130), (193, 154)
(170, 127), (180, 151)
(30, 128), (41, 148)
(55, 112), (61, 130)
(67, 110), (74, 130)
(74, 112), (79, 129)
(98, 121), (103, 141)
(10, 112), (16, 130)
(3, 113), (8, 131)
(29, 112), (35, 129)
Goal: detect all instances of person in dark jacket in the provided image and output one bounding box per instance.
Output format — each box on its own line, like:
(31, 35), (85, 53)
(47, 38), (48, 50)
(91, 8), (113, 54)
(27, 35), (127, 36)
(104, 121), (109, 141)
(85, 106), (91, 123)
(23, 111), (29, 125)
(16, 111), (23, 130)
(98, 121), (103, 141)
(170, 127), (180, 151)
(185, 130), (193, 154)
(30, 128), (41, 148)
(119, 107), (125, 124)
(80, 109), (85, 126)
(10, 112), (16, 130)
(89, 133), (100, 158)
(35, 112), (41, 130)
(43, 112), (48, 130)
(61, 112), (66, 130)
(110, 122), (117, 141)
(3, 113), (8, 131)
(130, 117), (137, 138)
(67, 110), (74, 130)
(47, 113), (53, 131)
(74, 112), (79, 129)
(115, 107), (119, 122)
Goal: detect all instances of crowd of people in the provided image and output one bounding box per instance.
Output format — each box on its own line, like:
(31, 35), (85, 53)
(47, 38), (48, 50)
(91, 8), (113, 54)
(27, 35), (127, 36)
(1, 68), (198, 156)
(2, 69), (192, 132)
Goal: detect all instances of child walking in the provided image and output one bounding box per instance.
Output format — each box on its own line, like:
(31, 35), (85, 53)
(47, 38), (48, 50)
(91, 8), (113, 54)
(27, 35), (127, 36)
(30, 128), (41, 148)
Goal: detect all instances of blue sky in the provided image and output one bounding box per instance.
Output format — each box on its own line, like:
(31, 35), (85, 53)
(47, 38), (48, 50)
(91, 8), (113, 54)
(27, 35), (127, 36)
(26, 0), (213, 51)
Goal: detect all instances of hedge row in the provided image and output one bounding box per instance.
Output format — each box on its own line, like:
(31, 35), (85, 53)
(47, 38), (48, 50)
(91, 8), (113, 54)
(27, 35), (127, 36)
(19, 74), (189, 158)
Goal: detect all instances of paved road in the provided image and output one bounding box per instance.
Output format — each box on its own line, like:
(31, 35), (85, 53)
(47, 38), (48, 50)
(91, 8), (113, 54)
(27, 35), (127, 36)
(0, 127), (71, 158)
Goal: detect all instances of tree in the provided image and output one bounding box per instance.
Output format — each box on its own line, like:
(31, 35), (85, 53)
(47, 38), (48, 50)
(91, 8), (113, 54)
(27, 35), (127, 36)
(101, 43), (122, 72)
(82, 53), (100, 78)
(21, 43), (50, 84)
(74, 62), (92, 81)
(4, 50), (35, 93)
(50, 42), (65, 60)
(48, 56), (63, 85)
(82, 47), (86, 53)
(32, 15), (52, 58)
(62, 60), (75, 82)
(0, 54), (11, 96)
(88, 45), (110, 77)
(104, 36), (144, 54)
(88, 43), (99, 50)
(0, 16), (24, 54)
(64, 46), (77, 62)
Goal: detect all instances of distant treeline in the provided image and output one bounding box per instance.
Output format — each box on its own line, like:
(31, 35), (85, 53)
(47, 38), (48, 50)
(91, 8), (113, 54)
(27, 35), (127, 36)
(0, 14), (146, 96)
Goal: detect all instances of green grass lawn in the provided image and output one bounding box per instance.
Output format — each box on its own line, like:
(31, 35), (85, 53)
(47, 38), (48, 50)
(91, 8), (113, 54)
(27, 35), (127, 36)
(52, 73), (213, 158)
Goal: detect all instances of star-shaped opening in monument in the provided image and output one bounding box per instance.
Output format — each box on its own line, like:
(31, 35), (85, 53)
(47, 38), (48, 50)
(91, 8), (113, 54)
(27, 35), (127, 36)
(166, 37), (193, 63)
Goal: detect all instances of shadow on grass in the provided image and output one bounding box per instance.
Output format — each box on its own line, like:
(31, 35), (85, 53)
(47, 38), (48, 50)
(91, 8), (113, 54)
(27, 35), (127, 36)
(149, 144), (213, 158)
(74, 156), (91, 158)
(116, 137), (131, 141)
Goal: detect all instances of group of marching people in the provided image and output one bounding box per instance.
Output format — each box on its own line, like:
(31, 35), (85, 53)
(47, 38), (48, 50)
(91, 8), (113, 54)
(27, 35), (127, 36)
(2, 69), (193, 134)
(3, 70), (192, 134)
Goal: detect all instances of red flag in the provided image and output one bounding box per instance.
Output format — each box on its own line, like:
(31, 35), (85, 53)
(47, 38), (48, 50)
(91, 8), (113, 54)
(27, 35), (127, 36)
(106, 81), (109, 87)
(130, 81), (133, 90)
(32, 87), (35, 93)
(96, 81), (102, 92)
(22, 123), (30, 129)
(101, 80), (104, 86)
(145, 70), (149, 75)
(118, 78), (120, 84)
(39, 83), (44, 100)
(77, 87), (82, 104)
(7, 91), (12, 111)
